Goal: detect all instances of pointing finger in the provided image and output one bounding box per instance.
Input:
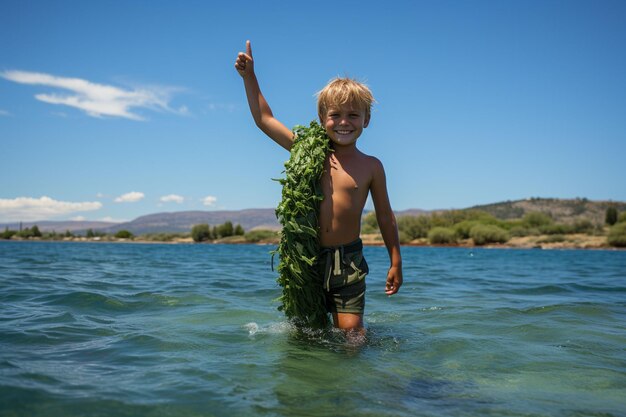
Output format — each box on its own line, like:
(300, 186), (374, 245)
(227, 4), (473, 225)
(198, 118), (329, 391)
(246, 40), (252, 57)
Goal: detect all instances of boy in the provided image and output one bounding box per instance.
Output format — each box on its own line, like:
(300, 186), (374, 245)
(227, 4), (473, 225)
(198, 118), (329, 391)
(235, 41), (402, 331)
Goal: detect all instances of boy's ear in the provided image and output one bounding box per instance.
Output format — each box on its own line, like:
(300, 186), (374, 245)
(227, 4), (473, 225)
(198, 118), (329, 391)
(364, 114), (370, 128)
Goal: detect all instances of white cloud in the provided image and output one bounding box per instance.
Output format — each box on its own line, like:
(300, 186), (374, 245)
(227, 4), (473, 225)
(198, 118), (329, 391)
(207, 103), (235, 112)
(114, 191), (144, 203)
(100, 216), (125, 223)
(0, 109), (11, 117)
(0, 70), (185, 121)
(160, 194), (184, 204)
(0, 196), (102, 222)
(71, 216), (86, 221)
(203, 196), (217, 206)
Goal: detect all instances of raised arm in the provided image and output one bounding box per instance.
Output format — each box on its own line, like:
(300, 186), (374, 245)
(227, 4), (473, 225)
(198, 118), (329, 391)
(369, 157), (403, 295)
(235, 41), (294, 151)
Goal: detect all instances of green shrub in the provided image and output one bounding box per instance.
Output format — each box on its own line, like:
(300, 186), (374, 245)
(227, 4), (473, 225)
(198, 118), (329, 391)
(361, 211), (379, 234)
(244, 229), (278, 243)
(428, 227), (457, 244)
(141, 233), (189, 242)
(17, 228), (34, 238)
(454, 220), (480, 239)
(398, 215), (431, 239)
(509, 226), (530, 237)
(571, 218), (594, 234)
(605, 206), (618, 225)
(191, 224), (212, 242)
(470, 224), (510, 245)
(526, 227), (541, 236)
(1, 227), (16, 239)
(522, 212), (553, 228)
(464, 210), (499, 224)
(430, 212), (457, 228)
(215, 221), (234, 238)
(114, 230), (133, 239)
(618, 212), (626, 223)
(398, 230), (413, 244)
(607, 223), (626, 247)
(234, 224), (245, 236)
(42, 231), (62, 240)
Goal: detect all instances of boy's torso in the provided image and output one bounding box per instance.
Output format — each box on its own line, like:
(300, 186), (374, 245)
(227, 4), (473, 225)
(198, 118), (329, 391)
(319, 149), (374, 247)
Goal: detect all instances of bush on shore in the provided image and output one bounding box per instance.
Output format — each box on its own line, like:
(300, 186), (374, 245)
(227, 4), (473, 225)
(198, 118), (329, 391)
(140, 233), (189, 242)
(509, 226), (530, 237)
(571, 218), (595, 234)
(522, 212), (553, 228)
(605, 206), (618, 225)
(244, 229), (278, 243)
(453, 220), (480, 239)
(398, 230), (412, 244)
(470, 224), (510, 245)
(428, 227), (457, 245)
(361, 212), (379, 234)
(191, 224), (211, 242)
(2, 227), (17, 239)
(539, 223), (573, 235)
(114, 230), (133, 239)
(398, 215), (431, 240)
(607, 223), (626, 247)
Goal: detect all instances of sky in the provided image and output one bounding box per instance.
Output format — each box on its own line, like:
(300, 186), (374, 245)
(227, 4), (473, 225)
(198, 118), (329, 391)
(1, 0), (625, 223)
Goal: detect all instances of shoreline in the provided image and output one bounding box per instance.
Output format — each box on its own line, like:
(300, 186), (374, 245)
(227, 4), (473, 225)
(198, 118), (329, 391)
(2, 234), (623, 251)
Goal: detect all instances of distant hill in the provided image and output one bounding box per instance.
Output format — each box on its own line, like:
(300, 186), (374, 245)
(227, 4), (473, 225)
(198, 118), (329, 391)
(395, 208), (432, 217)
(98, 209), (280, 235)
(0, 220), (117, 233)
(3, 198), (623, 236)
(466, 198), (626, 224)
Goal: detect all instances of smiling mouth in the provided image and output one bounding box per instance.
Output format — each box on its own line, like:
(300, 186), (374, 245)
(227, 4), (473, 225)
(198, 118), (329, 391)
(335, 130), (352, 135)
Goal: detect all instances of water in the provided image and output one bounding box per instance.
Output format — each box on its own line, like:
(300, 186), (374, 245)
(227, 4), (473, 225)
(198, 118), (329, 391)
(0, 241), (625, 417)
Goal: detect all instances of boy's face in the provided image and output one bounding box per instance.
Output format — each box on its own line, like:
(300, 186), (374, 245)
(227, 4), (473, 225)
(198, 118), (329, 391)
(322, 102), (370, 147)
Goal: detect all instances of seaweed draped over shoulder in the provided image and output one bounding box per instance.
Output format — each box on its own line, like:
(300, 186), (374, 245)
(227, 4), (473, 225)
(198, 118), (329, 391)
(273, 121), (331, 328)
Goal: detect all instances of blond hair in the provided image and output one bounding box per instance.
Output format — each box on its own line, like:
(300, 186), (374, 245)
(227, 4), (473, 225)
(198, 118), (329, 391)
(316, 77), (375, 122)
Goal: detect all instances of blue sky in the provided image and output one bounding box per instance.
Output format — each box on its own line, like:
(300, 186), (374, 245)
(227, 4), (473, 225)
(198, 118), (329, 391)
(1, 0), (625, 223)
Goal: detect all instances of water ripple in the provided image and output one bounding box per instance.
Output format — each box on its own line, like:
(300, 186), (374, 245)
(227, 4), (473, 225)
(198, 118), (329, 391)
(0, 241), (625, 417)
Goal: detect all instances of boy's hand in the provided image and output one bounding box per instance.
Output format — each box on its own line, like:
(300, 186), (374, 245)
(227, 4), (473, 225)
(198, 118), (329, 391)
(385, 266), (403, 295)
(235, 40), (254, 78)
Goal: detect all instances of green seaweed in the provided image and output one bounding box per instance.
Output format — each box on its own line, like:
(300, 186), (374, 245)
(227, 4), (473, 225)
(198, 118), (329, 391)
(273, 121), (331, 328)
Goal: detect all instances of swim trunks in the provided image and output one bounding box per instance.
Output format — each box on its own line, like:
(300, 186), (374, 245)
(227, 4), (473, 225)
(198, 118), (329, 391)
(318, 238), (368, 314)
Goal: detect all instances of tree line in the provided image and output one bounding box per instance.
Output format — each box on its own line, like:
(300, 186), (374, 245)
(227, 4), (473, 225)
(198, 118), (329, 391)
(1, 226), (135, 240)
(191, 221), (244, 242)
(362, 206), (626, 247)
(3, 207), (624, 247)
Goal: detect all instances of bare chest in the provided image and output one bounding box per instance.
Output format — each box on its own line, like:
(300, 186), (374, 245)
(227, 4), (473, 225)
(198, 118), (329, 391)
(321, 155), (371, 202)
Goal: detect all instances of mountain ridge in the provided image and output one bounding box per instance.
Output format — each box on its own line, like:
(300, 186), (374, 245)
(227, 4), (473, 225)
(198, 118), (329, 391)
(2, 198), (624, 234)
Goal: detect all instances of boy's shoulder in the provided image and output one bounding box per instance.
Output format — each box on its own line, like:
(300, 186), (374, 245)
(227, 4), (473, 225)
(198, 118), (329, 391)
(355, 149), (385, 172)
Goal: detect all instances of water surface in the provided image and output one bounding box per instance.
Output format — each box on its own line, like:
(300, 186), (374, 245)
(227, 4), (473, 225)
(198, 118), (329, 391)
(1, 241), (625, 416)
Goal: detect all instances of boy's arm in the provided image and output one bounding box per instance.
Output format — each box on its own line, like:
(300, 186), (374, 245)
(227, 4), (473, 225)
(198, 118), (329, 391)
(235, 41), (294, 151)
(369, 157), (403, 295)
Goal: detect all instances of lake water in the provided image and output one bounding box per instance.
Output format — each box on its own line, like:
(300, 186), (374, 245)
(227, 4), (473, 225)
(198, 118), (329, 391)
(0, 241), (625, 417)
